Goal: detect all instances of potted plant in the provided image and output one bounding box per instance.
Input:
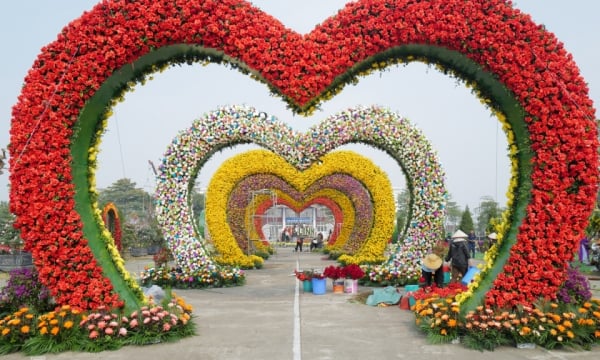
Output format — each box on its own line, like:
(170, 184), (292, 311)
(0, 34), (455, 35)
(295, 269), (314, 292)
(323, 265), (345, 293)
(342, 264), (365, 294)
(311, 271), (327, 295)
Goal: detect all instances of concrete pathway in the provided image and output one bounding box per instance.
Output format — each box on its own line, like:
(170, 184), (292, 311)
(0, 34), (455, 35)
(2, 249), (600, 359)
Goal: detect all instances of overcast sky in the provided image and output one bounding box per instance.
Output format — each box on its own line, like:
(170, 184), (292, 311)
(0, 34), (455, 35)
(1, 1), (598, 214)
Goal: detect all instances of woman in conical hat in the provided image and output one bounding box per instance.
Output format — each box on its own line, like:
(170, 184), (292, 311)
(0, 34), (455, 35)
(445, 229), (470, 282)
(421, 253), (444, 287)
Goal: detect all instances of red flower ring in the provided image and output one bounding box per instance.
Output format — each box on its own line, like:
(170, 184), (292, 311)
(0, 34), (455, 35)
(254, 196), (344, 245)
(225, 172), (374, 254)
(9, 0), (597, 310)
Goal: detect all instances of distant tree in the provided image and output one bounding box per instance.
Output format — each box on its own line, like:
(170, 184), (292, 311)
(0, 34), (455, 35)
(458, 206), (475, 234)
(476, 196), (502, 234)
(586, 207), (600, 240)
(445, 193), (462, 229)
(190, 188), (205, 219)
(0, 201), (21, 247)
(395, 188), (411, 241)
(98, 178), (153, 218)
(99, 178), (163, 249)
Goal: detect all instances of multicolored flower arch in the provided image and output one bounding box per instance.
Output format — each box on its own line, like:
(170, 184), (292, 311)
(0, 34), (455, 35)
(8, 0), (597, 311)
(206, 150), (393, 262)
(157, 105), (443, 272)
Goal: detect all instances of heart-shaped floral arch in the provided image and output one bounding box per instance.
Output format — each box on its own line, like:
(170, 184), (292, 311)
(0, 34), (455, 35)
(206, 150), (393, 261)
(8, 0), (597, 311)
(157, 106), (441, 273)
(225, 172), (367, 254)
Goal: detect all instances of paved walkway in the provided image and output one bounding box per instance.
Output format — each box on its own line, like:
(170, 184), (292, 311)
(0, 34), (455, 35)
(3, 249), (600, 359)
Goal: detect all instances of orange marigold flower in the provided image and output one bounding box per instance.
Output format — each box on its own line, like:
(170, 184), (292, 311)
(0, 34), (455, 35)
(440, 328), (447, 336)
(20, 325), (30, 334)
(51, 326), (59, 336)
(40, 327), (48, 335)
(64, 320), (74, 329)
(2, 328), (10, 336)
(448, 319), (457, 327)
(567, 331), (575, 339)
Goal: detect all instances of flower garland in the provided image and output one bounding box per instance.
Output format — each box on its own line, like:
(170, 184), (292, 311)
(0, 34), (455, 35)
(8, 0), (596, 310)
(206, 149), (394, 265)
(101, 203), (122, 252)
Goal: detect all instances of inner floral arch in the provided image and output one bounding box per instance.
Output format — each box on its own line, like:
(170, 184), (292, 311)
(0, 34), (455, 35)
(8, 0), (597, 311)
(251, 193), (347, 246)
(206, 150), (390, 261)
(157, 105), (442, 270)
(228, 176), (360, 252)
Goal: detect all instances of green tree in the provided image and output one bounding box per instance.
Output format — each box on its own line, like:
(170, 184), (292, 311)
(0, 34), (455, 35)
(0, 201), (21, 248)
(394, 188), (411, 241)
(445, 193), (462, 229)
(98, 178), (153, 218)
(459, 206), (475, 234)
(476, 196), (502, 234)
(98, 178), (163, 249)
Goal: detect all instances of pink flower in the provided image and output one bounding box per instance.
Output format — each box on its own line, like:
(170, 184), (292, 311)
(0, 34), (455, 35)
(118, 327), (127, 336)
(143, 317), (151, 325)
(163, 323), (171, 332)
(89, 330), (99, 339)
(97, 321), (106, 329)
(87, 324), (96, 331)
(105, 327), (114, 335)
(121, 316), (129, 323)
(129, 319), (138, 328)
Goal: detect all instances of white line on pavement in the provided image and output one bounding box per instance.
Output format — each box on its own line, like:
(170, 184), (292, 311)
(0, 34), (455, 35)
(293, 259), (301, 360)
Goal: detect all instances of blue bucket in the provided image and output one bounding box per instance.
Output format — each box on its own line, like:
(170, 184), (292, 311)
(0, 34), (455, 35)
(312, 278), (326, 295)
(404, 284), (419, 307)
(461, 267), (480, 285)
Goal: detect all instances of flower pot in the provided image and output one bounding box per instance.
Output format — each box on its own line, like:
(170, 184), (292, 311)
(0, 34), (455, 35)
(312, 278), (326, 295)
(344, 279), (358, 294)
(302, 279), (313, 293)
(332, 280), (344, 294)
(130, 247), (148, 257)
(0, 251), (33, 272)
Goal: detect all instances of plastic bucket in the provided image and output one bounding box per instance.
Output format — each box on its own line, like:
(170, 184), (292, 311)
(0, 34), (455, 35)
(302, 280), (312, 293)
(312, 278), (326, 295)
(344, 279), (358, 294)
(461, 267), (480, 285)
(404, 284), (419, 307)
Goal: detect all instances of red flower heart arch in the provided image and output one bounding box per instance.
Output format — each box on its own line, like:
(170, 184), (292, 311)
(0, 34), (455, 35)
(8, 0), (597, 311)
